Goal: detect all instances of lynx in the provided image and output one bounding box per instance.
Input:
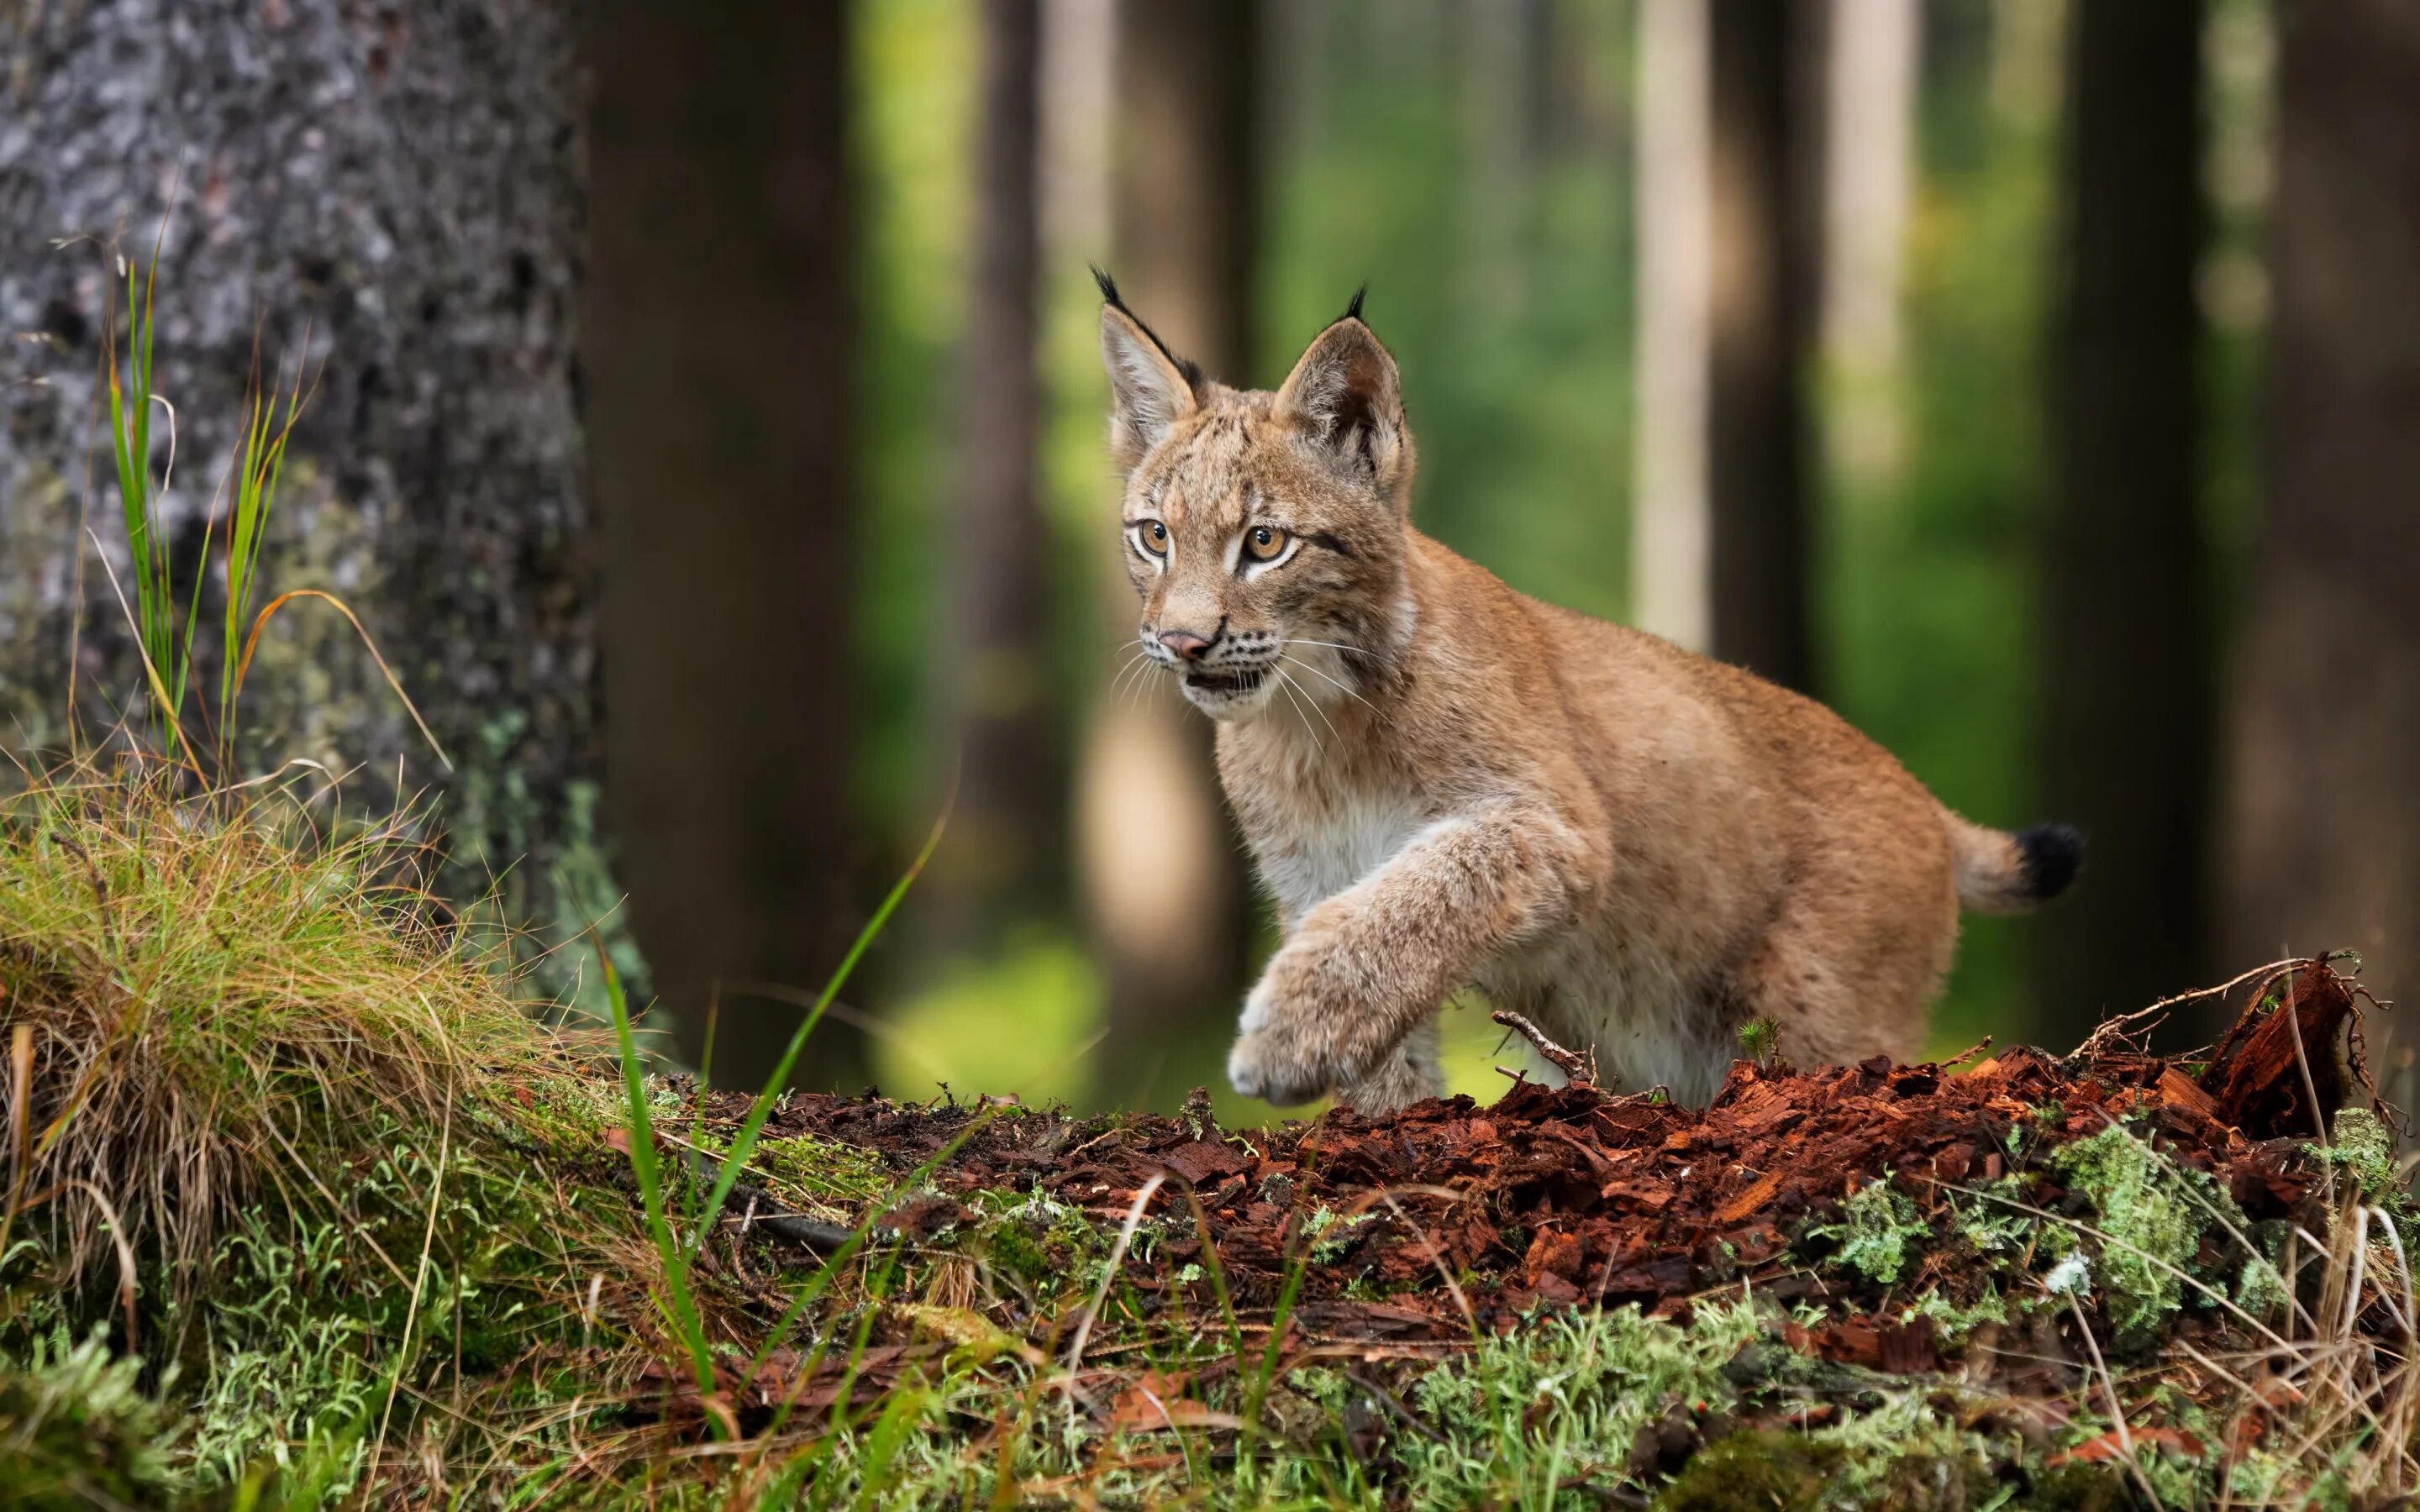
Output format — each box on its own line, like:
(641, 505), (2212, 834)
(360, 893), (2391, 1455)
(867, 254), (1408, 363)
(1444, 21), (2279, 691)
(1096, 274), (2081, 1111)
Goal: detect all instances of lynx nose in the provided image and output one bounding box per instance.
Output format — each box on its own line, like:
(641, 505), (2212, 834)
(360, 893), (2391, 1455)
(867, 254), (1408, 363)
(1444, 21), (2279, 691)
(1157, 628), (1214, 661)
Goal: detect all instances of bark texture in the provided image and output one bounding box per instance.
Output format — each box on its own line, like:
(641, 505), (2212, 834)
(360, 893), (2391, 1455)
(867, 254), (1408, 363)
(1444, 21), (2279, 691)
(2033, 0), (2209, 1045)
(2220, 0), (2420, 1038)
(1081, 0), (1258, 1110)
(0, 0), (597, 948)
(584, 1), (864, 1089)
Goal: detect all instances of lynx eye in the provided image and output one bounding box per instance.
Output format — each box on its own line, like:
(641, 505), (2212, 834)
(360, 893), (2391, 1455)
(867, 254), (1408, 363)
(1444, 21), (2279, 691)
(1133, 519), (1170, 558)
(1244, 525), (1290, 563)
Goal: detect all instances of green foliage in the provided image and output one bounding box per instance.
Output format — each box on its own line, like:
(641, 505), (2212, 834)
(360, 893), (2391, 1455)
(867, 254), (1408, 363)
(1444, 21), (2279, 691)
(100, 234), (178, 743)
(100, 233), (308, 757)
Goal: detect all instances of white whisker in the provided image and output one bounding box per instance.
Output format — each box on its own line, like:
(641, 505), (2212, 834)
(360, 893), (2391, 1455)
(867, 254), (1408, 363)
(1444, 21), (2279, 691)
(1107, 649), (1150, 703)
(1283, 637), (1374, 657)
(1281, 652), (1381, 717)
(1281, 666), (1341, 748)
(1110, 649), (1163, 710)
(1273, 669), (1325, 759)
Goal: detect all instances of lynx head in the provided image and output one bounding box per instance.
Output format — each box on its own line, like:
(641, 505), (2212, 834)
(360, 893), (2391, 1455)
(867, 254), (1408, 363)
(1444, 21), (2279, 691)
(1097, 271), (1417, 722)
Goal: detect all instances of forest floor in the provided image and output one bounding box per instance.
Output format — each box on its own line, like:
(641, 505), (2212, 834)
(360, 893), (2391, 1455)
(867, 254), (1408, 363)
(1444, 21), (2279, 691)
(3, 772), (2416, 1509)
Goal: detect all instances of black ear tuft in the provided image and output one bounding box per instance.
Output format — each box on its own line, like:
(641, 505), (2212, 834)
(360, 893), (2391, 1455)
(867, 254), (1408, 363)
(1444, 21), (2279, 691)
(1343, 284), (1367, 323)
(1095, 264), (1206, 396)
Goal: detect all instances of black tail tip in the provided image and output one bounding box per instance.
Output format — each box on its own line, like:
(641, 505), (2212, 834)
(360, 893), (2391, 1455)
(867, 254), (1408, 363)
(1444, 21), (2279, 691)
(2016, 823), (2086, 902)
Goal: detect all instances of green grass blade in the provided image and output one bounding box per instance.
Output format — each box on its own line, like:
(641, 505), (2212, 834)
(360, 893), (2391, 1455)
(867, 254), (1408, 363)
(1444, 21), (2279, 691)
(744, 1105), (1000, 1394)
(686, 790), (954, 1265)
(847, 1381), (928, 1508)
(598, 940), (718, 1406)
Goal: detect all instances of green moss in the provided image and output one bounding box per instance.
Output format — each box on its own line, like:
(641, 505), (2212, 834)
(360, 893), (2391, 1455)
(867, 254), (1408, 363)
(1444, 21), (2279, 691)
(1807, 1179), (1930, 1286)
(1397, 1300), (1763, 1509)
(2019, 1462), (2135, 1512)
(1653, 1431), (1839, 1510)
(687, 1125), (891, 1221)
(1902, 1284), (2009, 1343)
(0, 1330), (181, 1512)
(1306, 1204), (1377, 1264)
(969, 1189), (1103, 1290)
(2318, 1106), (2404, 1206)
(2052, 1124), (2232, 1339)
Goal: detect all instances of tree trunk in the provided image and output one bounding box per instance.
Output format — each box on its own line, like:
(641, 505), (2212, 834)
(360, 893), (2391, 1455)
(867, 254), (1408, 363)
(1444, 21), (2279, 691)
(0, 2), (597, 965)
(1707, 0), (1818, 695)
(1821, 0), (1918, 482)
(2033, 0), (2208, 1047)
(1632, 0), (1714, 652)
(2220, 0), (2420, 1041)
(1081, 0), (1258, 1110)
(585, 1), (865, 1091)
(926, 0), (1060, 951)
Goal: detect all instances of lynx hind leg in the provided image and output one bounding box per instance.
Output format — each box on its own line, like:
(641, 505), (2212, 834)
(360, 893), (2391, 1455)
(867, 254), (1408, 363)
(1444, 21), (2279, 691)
(1334, 1017), (1444, 1115)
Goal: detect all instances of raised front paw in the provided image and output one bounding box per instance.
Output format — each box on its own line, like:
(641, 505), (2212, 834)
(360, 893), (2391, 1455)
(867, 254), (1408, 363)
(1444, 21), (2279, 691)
(1226, 958), (1369, 1105)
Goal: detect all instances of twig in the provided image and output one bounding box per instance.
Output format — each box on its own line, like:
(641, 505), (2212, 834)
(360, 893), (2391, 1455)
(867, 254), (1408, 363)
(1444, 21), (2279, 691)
(1943, 1034), (1993, 1068)
(668, 1141), (894, 1253)
(2069, 956), (2323, 1063)
(1491, 1010), (1595, 1086)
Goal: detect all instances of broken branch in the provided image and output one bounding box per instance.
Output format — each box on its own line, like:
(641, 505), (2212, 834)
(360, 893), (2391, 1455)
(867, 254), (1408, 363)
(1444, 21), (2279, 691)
(1491, 1010), (1596, 1087)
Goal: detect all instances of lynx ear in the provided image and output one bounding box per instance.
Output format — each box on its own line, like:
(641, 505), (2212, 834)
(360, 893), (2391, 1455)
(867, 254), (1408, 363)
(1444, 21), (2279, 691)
(1096, 268), (1200, 472)
(1276, 293), (1411, 499)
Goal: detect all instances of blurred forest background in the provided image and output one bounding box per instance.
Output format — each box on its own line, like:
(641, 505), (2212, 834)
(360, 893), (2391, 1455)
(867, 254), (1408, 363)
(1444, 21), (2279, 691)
(3, 0), (2417, 1122)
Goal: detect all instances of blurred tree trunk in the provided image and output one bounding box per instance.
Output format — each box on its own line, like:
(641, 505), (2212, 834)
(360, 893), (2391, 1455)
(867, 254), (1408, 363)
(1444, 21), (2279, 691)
(2220, 1), (2420, 1040)
(0, 1), (597, 962)
(2033, 0), (2207, 1047)
(1632, 0), (1714, 652)
(1081, 0), (1257, 1110)
(586, 1), (866, 1091)
(1707, 0), (1819, 695)
(927, 0), (1060, 950)
(1821, 0), (1918, 483)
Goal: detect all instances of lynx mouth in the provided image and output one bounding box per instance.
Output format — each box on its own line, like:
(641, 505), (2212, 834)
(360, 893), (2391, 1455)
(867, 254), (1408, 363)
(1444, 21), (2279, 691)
(1183, 664), (1270, 696)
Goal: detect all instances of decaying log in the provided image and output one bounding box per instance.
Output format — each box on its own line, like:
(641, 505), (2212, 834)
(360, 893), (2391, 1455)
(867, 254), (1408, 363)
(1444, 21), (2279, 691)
(2197, 958), (2374, 1141)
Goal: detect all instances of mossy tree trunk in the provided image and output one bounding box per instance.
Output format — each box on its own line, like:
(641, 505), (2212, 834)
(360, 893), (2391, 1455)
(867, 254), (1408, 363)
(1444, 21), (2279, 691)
(0, 0), (601, 966)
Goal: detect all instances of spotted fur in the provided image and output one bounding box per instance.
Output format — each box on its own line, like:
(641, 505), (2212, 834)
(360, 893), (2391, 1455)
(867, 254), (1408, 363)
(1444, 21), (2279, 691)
(1097, 287), (2081, 1111)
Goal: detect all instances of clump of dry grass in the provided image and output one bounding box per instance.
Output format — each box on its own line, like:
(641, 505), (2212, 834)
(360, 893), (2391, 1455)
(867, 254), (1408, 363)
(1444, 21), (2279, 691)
(2191, 1164), (2420, 1506)
(0, 754), (579, 1303)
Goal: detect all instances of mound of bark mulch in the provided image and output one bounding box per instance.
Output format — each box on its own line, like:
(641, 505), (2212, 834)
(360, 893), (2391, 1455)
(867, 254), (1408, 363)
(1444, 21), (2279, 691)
(689, 959), (2385, 1356)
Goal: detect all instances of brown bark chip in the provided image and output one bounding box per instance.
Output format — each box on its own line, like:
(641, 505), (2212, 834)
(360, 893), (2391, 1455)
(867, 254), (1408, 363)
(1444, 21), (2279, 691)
(675, 963), (2383, 1347)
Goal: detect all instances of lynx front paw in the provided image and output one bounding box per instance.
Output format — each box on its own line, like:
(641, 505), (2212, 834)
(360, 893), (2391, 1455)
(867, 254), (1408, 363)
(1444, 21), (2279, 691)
(1225, 1021), (1334, 1106)
(1226, 971), (1358, 1105)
